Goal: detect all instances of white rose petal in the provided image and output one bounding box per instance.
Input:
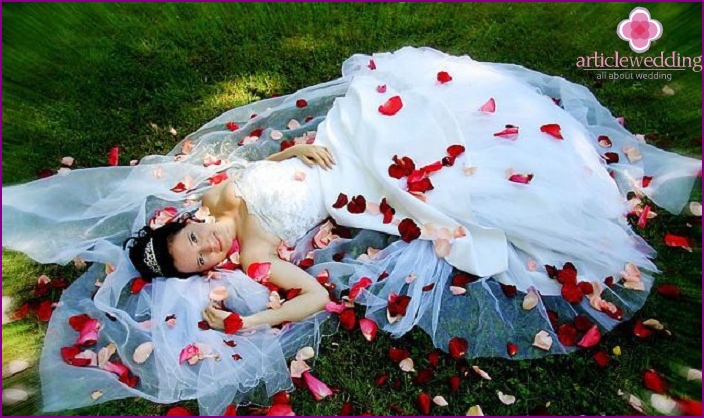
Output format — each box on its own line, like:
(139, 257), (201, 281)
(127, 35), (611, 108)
(532, 330), (553, 351)
(433, 395), (449, 407)
(2, 388), (29, 405)
(399, 357), (415, 372)
(650, 394), (678, 414)
(133, 342), (155, 364)
(497, 391), (516, 405)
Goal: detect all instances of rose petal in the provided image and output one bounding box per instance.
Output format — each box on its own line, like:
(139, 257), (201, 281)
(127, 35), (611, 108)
(448, 337), (468, 360)
(433, 396), (449, 407)
(466, 405), (484, 416)
(532, 330), (553, 351)
(472, 365), (492, 380)
(479, 98), (496, 113)
(399, 357), (415, 372)
(359, 318), (379, 342)
(437, 71), (453, 84)
(540, 123), (563, 140)
(290, 359), (311, 378)
(132, 342), (154, 364)
(522, 287), (540, 310)
(664, 233), (693, 252)
(302, 371), (333, 401)
(497, 391), (516, 405)
(247, 262), (272, 282)
(378, 96), (403, 116)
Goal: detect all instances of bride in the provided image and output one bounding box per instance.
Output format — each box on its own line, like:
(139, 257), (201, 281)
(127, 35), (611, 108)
(2, 47), (700, 415)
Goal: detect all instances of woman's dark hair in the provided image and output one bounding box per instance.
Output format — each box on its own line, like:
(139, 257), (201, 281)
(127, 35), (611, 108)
(123, 215), (198, 281)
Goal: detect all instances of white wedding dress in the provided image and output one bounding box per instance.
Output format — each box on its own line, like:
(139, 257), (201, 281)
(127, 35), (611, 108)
(2, 47), (700, 415)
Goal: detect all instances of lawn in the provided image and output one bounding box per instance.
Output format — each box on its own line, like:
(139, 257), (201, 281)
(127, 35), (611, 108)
(2, 2), (701, 416)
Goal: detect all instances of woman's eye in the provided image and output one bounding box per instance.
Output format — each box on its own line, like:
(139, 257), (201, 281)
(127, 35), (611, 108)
(191, 232), (197, 243)
(199, 256), (205, 266)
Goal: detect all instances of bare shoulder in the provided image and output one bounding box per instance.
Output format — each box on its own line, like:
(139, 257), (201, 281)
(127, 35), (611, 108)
(202, 181), (237, 214)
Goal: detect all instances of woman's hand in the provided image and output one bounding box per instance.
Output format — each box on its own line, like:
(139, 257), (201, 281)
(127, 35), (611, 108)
(202, 301), (252, 330)
(288, 144), (336, 170)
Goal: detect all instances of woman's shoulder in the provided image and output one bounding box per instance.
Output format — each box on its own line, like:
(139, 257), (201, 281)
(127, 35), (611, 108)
(202, 180), (238, 215)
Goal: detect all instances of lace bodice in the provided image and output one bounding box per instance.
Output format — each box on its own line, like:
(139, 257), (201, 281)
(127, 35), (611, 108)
(231, 159), (328, 245)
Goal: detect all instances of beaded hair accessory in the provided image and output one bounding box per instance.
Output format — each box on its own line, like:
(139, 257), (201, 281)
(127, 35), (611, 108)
(143, 238), (163, 276)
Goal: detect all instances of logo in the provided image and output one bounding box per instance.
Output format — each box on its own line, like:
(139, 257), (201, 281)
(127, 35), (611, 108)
(617, 7), (663, 54)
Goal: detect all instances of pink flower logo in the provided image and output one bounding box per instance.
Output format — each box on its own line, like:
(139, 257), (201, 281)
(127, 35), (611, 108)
(617, 7), (663, 53)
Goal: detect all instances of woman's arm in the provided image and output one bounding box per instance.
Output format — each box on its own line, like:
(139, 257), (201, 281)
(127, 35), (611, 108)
(265, 144), (335, 170)
(201, 253), (330, 329)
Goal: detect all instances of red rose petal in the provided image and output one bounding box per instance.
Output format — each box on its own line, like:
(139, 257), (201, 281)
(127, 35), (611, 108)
(428, 351), (440, 368)
(223, 339), (236, 347)
(332, 193), (349, 209)
(388, 347), (410, 363)
(602, 152), (620, 164)
(368, 59), (376, 70)
(349, 277), (372, 300)
(508, 173), (534, 184)
(225, 122), (239, 131)
(656, 284), (681, 299)
(597, 135), (612, 147)
(417, 393), (432, 415)
(641, 176), (653, 187)
(272, 391), (291, 405)
(247, 262), (271, 282)
(633, 319), (653, 339)
(387, 294), (412, 317)
(664, 233), (692, 251)
(398, 218), (421, 242)
(286, 288), (302, 301)
(223, 405), (238, 416)
(593, 350), (611, 368)
(557, 268), (577, 285)
(540, 123), (564, 140)
(209, 172), (229, 186)
(643, 369), (668, 394)
(295, 99), (308, 108)
(577, 281), (594, 295)
(407, 177), (434, 193)
(448, 375), (461, 393)
(557, 323), (577, 346)
(376, 84), (387, 94)
(37, 300), (53, 322)
(68, 314), (92, 332)
(561, 283), (583, 304)
(166, 406), (193, 416)
(576, 325), (601, 348)
(339, 308), (356, 331)
(346, 195), (367, 214)
(507, 342), (519, 358)
(340, 402), (354, 416)
(422, 283), (435, 292)
(451, 272), (476, 287)
(378, 96), (403, 116)
(130, 277), (148, 294)
(493, 127), (520, 139)
(375, 374), (389, 386)
(224, 312), (243, 334)
(447, 144), (466, 158)
(448, 336), (468, 360)
(545, 265), (558, 279)
(12, 303), (30, 320)
(441, 155), (456, 167)
(437, 71), (453, 84)
(198, 320), (211, 330)
(108, 147), (119, 166)
(280, 139), (295, 152)
(677, 399), (702, 416)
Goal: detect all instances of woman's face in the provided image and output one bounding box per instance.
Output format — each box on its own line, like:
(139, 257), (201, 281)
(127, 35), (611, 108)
(169, 219), (234, 274)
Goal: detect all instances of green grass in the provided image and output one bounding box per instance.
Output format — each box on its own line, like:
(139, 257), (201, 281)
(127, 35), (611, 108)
(2, 2), (701, 416)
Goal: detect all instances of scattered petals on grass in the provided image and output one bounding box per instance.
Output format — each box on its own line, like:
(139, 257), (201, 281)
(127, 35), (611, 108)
(359, 318), (379, 342)
(433, 395), (449, 407)
(417, 393), (432, 414)
(664, 233), (693, 252)
(448, 337), (468, 360)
